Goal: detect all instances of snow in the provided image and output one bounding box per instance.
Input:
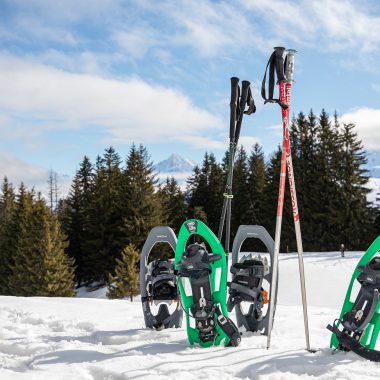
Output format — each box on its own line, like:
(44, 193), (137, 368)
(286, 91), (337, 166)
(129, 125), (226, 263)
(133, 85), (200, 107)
(1, 251), (380, 379)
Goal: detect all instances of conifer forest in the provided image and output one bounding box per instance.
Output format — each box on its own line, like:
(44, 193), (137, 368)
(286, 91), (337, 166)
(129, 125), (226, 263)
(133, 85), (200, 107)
(0, 110), (379, 298)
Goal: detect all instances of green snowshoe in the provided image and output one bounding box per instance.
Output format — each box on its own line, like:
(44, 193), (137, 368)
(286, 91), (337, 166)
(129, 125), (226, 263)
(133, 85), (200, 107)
(327, 235), (380, 361)
(175, 219), (240, 347)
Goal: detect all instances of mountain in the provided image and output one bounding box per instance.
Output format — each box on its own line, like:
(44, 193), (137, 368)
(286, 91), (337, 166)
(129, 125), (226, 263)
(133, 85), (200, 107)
(154, 154), (196, 173)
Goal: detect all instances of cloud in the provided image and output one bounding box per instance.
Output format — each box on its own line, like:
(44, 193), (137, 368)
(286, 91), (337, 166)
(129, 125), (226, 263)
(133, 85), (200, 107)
(0, 54), (224, 147)
(340, 107), (380, 150)
(0, 151), (71, 198)
(242, 0), (380, 53)
(238, 136), (262, 152)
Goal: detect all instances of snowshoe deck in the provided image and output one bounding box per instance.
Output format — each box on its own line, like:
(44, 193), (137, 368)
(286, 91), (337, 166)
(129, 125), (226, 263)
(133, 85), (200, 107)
(175, 219), (239, 347)
(140, 226), (182, 330)
(228, 225), (277, 335)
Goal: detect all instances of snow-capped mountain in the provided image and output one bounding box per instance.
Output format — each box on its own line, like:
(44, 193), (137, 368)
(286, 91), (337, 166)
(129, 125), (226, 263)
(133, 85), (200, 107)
(154, 154), (196, 173)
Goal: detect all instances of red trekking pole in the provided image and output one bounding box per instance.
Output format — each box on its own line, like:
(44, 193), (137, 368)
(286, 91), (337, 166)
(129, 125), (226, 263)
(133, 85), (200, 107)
(263, 48), (312, 351)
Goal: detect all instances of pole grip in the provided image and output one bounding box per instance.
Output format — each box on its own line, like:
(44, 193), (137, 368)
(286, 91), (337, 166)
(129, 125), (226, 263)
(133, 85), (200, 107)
(273, 47), (286, 83)
(285, 49), (297, 83)
(234, 80), (250, 144)
(230, 77), (240, 142)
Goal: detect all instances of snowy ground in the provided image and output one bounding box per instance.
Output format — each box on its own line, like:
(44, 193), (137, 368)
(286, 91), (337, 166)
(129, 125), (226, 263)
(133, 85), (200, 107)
(1, 251), (380, 379)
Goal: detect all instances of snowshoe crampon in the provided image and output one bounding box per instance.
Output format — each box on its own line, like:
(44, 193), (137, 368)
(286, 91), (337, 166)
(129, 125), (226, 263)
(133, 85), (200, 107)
(140, 226), (182, 330)
(227, 225), (277, 335)
(175, 219), (240, 347)
(327, 235), (380, 361)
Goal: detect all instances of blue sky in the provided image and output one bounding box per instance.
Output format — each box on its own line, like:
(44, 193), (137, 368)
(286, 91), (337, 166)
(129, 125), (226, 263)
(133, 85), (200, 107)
(0, 0), (380, 194)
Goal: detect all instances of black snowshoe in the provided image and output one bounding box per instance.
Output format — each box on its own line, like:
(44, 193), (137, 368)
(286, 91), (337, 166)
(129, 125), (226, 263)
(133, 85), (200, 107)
(227, 225), (277, 334)
(140, 227), (182, 330)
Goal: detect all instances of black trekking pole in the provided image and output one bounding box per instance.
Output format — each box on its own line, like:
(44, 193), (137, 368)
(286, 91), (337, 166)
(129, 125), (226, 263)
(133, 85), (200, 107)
(218, 77), (239, 247)
(218, 78), (256, 254)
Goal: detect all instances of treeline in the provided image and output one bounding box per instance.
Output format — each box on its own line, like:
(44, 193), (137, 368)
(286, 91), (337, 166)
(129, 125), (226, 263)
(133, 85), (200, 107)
(188, 110), (378, 251)
(0, 109), (378, 298)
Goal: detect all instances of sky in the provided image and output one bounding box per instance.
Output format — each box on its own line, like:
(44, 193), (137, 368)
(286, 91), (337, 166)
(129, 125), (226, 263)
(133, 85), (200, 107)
(0, 0), (380, 195)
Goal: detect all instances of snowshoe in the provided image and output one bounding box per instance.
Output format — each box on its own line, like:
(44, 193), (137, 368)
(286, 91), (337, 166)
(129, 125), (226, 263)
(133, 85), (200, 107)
(175, 219), (241, 347)
(140, 226), (182, 330)
(327, 235), (380, 361)
(227, 225), (277, 335)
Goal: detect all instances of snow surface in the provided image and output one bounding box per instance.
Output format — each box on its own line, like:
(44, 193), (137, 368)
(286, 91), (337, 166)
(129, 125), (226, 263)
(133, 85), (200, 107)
(1, 251), (380, 379)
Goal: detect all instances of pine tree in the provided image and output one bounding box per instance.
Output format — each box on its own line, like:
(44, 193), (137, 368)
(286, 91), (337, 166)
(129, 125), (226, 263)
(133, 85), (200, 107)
(0, 177), (16, 294)
(82, 147), (124, 283)
(158, 177), (186, 233)
(9, 195), (75, 296)
(107, 243), (140, 301)
(122, 144), (162, 249)
(247, 143), (268, 227)
(338, 122), (374, 249)
(186, 153), (224, 234)
(313, 109), (342, 250)
(59, 156), (94, 285)
(231, 146), (250, 237)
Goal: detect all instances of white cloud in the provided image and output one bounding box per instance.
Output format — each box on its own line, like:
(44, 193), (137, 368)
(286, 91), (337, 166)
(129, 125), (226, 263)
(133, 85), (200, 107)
(0, 54), (224, 147)
(238, 136), (262, 152)
(0, 151), (71, 198)
(243, 0), (380, 54)
(340, 107), (380, 149)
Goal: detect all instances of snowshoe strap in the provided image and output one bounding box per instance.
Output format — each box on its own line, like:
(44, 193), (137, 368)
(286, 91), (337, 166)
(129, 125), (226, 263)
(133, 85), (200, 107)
(342, 258), (380, 332)
(261, 47), (287, 110)
(327, 322), (380, 362)
(215, 306), (241, 347)
(228, 282), (261, 299)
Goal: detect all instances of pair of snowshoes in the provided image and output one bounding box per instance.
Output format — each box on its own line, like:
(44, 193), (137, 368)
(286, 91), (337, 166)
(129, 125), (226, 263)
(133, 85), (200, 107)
(141, 220), (277, 348)
(328, 236), (380, 361)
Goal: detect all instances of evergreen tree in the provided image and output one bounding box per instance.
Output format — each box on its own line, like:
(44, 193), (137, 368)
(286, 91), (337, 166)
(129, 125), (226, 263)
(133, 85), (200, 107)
(231, 146), (250, 237)
(247, 143), (268, 227)
(82, 147), (125, 283)
(338, 122), (373, 248)
(158, 177), (186, 233)
(9, 194), (75, 296)
(122, 144), (162, 249)
(186, 153), (224, 234)
(313, 109), (342, 250)
(107, 243), (140, 301)
(0, 177), (16, 294)
(59, 156), (94, 285)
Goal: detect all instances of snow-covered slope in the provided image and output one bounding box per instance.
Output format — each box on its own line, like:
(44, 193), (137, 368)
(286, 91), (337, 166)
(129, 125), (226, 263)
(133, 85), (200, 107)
(1, 251), (380, 379)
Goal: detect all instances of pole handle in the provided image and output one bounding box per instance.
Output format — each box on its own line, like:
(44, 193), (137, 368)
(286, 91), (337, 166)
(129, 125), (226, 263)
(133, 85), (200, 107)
(230, 77), (240, 142)
(234, 80), (250, 144)
(285, 49), (297, 83)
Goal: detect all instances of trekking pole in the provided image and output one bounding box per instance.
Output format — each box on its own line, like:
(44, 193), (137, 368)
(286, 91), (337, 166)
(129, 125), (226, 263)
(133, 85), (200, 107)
(218, 79), (255, 253)
(218, 77), (240, 247)
(282, 49), (312, 352)
(265, 48), (312, 351)
(265, 47), (287, 350)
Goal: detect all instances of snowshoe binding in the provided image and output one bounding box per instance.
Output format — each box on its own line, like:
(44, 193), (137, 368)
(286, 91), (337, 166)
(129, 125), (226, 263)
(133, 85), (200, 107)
(175, 219), (240, 347)
(140, 226), (182, 330)
(327, 235), (380, 361)
(227, 225), (277, 335)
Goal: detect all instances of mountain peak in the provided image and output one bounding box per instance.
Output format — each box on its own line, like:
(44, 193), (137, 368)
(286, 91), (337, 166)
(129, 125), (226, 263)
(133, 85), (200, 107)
(154, 154), (196, 173)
